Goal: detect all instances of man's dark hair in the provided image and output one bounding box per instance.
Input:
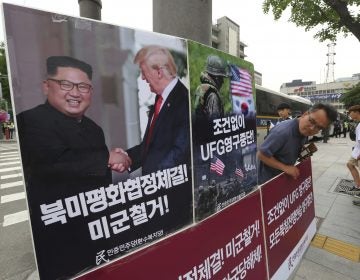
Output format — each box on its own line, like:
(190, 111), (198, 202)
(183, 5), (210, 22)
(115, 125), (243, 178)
(46, 56), (93, 80)
(348, 105), (360, 113)
(310, 103), (338, 123)
(277, 102), (291, 110)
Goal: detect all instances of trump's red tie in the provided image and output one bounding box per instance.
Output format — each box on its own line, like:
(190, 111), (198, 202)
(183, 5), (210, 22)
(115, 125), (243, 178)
(145, 95), (163, 151)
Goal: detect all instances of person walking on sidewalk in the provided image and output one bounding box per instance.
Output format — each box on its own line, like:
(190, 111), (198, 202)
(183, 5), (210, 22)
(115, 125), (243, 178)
(343, 120), (348, 138)
(8, 121), (15, 139)
(345, 105), (360, 196)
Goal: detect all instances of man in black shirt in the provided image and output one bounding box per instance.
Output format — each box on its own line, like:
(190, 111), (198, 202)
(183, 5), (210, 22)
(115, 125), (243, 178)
(276, 102), (292, 123)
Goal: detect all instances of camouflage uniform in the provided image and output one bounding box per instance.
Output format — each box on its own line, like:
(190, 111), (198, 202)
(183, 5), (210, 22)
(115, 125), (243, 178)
(194, 55), (228, 120)
(194, 71), (224, 119)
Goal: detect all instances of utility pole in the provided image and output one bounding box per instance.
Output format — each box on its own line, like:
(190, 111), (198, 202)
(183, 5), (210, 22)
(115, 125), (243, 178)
(153, 0), (212, 46)
(78, 0), (102, 20)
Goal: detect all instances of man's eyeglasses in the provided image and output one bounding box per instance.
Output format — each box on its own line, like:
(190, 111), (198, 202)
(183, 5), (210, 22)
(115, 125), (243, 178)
(308, 114), (325, 131)
(47, 78), (92, 94)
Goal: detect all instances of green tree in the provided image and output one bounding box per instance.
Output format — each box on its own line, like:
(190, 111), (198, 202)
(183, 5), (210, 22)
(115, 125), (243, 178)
(340, 82), (360, 108)
(263, 0), (360, 42)
(0, 41), (10, 110)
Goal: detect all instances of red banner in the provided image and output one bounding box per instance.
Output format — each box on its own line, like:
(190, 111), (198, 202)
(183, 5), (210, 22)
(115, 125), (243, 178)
(78, 190), (267, 280)
(261, 158), (316, 279)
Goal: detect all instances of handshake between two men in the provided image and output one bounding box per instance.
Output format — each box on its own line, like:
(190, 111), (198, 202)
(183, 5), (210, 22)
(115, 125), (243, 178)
(108, 148), (132, 173)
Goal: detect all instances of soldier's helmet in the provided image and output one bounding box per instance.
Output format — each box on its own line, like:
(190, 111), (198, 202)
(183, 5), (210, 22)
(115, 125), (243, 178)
(205, 55), (228, 77)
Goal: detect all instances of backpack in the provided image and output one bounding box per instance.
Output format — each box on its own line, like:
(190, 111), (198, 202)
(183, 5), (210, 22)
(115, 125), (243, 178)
(349, 123), (356, 141)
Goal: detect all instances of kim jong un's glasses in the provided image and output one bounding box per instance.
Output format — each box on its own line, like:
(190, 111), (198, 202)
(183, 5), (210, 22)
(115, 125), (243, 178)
(47, 78), (92, 94)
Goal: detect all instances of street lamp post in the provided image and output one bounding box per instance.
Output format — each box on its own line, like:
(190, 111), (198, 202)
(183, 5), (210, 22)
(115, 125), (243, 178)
(78, 0), (102, 20)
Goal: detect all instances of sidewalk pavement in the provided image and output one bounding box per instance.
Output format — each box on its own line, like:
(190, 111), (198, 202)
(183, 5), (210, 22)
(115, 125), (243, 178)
(291, 136), (360, 280)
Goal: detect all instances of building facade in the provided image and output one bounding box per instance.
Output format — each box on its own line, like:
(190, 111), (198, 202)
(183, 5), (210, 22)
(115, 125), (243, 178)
(280, 74), (360, 113)
(211, 16), (262, 85)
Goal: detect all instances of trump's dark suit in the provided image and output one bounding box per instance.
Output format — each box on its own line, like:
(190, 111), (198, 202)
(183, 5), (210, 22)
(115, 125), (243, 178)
(127, 79), (190, 174)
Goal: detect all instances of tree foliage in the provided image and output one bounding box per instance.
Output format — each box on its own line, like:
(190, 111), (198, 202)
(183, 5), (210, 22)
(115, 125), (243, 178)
(0, 42), (10, 110)
(263, 0), (360, 42)
(340, 82), (360, 108)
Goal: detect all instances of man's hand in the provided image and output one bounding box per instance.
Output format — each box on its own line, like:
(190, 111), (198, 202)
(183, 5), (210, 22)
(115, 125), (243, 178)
(257, 150), (300, 181)
(283, 165), (300, 180)
(108, 148), (132, 173)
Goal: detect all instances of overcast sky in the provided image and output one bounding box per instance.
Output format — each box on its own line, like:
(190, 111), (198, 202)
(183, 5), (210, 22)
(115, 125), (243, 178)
(0, 0), (359, 90)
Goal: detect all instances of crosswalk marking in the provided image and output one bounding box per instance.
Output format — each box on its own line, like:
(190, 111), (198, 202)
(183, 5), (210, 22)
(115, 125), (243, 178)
(1, 192), (25, 203)
(0, 143), (28, 227)
(0, 180), (24, 189)
(0, 156), (20, 161)
(0, 166), (22, 173)
(0, 153), (19, 157)
(3, 210), (29, 227)
(1, 173), (22, 180)
(0, 151), (18, 156)
(0, 160), (21, 167)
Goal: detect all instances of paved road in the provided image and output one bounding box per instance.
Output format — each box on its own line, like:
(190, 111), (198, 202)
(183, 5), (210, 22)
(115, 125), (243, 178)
(0, 141), (36, 280)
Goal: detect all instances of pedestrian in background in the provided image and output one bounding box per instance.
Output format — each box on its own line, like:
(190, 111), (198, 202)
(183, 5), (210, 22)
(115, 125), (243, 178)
(322, 126), (330, 143)
(276, 102), (292, 123)
(343, 120), (348, 138)
(333, 119), (342, 138)
(8, 121), (15, 139)
(344, 105), (360, 196)
(265, 102), (292, 137)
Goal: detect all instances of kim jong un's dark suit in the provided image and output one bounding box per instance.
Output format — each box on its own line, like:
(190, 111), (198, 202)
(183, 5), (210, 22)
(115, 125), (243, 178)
(16, 101), (112, 280)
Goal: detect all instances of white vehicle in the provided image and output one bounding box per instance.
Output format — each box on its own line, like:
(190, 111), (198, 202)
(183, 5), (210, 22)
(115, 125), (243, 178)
(255, 85), (313, 146)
